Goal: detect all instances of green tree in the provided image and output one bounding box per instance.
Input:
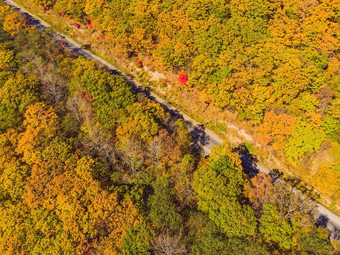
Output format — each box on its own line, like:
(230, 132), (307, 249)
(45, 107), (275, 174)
(259, 203), (293, 250)
(296, 227), (332, 255)
(121, 222), (155, 255)
(284, 120), (326, 164)
(193, 156), (257, 237)
(147, 177), (183, 232)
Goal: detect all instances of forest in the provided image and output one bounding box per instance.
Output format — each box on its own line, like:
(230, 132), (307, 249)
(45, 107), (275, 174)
(0, 2), (339, 254)
(14, 0), (340, 211)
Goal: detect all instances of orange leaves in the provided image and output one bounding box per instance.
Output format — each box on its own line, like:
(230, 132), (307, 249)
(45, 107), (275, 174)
(3, 12), (30, 36)
(257, 111), (296, 150)
(16, 103), (59, 164)
(244, 172), (273, 212)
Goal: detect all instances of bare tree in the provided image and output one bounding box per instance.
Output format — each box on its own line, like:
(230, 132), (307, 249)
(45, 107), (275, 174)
(21, 53), (67, 104)
(82, 113), (117, 164)
(270, 180), (316, 226)
(67, 94), (117, 164)
(120, 137), (144, 175)
(152, 232), (186, 255)
(147, 133), (164, 170)
(66, 95), (83, 123)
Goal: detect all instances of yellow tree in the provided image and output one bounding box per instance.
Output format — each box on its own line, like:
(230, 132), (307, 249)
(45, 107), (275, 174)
(16, 102), (59, 164)
(3, 12), (30, 36)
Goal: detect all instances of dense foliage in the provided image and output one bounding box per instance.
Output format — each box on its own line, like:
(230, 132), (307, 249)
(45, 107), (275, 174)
(0, 2), (337, 254)
(21, 0), (340, 206)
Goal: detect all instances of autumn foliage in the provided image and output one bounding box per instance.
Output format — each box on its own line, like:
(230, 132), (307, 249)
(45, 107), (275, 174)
(0, 2), (337, 255)
(178, 73), (188, 87)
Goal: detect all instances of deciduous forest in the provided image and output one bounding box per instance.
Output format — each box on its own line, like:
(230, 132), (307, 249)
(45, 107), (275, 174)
(15, 0), (340, 210)
(0, 1), (339, 254)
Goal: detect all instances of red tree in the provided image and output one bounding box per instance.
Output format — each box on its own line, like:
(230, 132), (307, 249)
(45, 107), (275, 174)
(178, 73), (188, 87)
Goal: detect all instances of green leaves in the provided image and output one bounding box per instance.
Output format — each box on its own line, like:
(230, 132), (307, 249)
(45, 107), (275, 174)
(284, 120), (326, 163)
(147, 177), (183, 232)
(193, 156), (257, 237)
(259, 204), (293, 250)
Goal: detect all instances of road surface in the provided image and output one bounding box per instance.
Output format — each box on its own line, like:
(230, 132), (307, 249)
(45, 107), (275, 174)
(4, 0), (340, 238)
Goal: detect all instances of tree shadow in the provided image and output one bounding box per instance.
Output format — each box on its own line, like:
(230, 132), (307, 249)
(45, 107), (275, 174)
(233, 144), (259, 178)
(316, 215), (329, 228)
(188, 123), (207, 154)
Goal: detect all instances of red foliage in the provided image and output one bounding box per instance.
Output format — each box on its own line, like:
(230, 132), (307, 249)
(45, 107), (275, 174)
(84, 92), (94, 103)
(163, 79), (167, 83)
(44, 7), (48, 11)
(60, 40), (66, 46)
(135, 57), (138, 61)
(98, 34), (104, 39)
(61, 12), (65, 17)
(137, 60), (143, 67)
(178, 73), (188, 87)
(74, 23), (80, 29)
(152, 42), (158, 46)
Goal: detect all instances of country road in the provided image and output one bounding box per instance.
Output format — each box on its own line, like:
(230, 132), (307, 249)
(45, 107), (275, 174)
(4, 0), (340, 238)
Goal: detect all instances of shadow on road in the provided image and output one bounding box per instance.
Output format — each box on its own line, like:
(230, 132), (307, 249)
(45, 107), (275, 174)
(234, 144), (259, 178)
(316, 215), (329, 228)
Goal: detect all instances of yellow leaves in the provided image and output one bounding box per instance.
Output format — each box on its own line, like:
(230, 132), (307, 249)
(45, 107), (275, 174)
(107, 197), (142, 247)
(23, 102), (58, 132)
(116, 100), (164, 143)
(16, 103), (59, 164)
(269, 8), (304, 47)
(3, 12), (30, 36)
(210, 140), (242, 171)
(84, 0), (109, 17)
(302, 0), (340, 52)
(0, 49), (14, 70)
(306, 112), (322, 128)
(329, 98), (340, 119)
(0, 130), (18, 168)
(310, 142), (340, 205)
(129, 28), (147, 52)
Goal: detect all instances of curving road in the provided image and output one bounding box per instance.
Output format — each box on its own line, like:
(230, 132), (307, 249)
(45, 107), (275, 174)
(4, 0), (340, 238)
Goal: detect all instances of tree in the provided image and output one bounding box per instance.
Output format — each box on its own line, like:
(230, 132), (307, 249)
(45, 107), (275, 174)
(152, 232), (186, 255)
(284, 120), (326, 164)
(257, 111), (296, 150)
(116, 100), (164, 143)
(0, 73), (41, 131)
(259, 203), (293, 250)
(226, 237), (270, 255)
(244, 172), (274, 214)
(296, 227), (332, 255)
(3, 12), (29, 36)
(0, 48), (14, 70)
(147, 177), (183, 232)
(16, 102), (59, 164)
(193, 156), (257, 237)
(121, 222), (155, 255)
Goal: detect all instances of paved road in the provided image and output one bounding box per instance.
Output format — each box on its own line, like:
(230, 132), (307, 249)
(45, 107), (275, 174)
(4, 0), (340, 238)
